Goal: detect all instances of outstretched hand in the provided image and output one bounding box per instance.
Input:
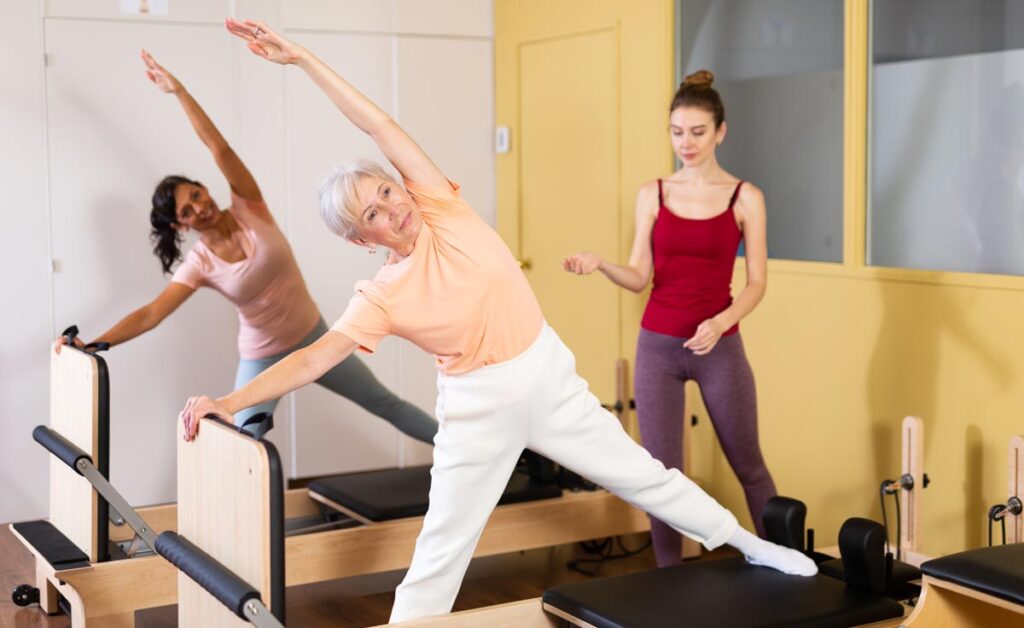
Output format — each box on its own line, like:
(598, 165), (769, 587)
(179, 395), (233, 442)
(225, 18), (305, 65)
(563, 252), (603, 275)
(141, 49), (182, 94)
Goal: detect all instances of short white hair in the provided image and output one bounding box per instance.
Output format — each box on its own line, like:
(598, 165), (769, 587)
(318, 159), (398, 240)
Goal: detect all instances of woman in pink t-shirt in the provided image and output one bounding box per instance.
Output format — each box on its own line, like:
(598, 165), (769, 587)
(54, 50), (436, 443)
(180, 20), (816, 623)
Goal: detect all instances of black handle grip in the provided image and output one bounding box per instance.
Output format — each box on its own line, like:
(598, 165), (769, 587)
(33, 426), (92, 474)
(155, 532), (260, 620)
(61, 325), (79, 345)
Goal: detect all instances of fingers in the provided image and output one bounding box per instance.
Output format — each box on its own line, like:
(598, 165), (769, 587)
(224, 17), (256, 43)
(247, 42), (270, 59)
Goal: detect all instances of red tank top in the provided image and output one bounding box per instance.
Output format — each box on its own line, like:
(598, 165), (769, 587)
(641, 179), (744, 339)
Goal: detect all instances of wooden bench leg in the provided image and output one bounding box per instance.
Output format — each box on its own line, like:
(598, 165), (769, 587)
(36, 560), (60, 615)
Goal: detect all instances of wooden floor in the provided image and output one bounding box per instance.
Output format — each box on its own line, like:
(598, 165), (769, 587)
(1, 523), (736, 627)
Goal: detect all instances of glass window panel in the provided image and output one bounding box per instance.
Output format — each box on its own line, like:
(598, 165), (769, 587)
(870, 0), (1024, 275)
(678, 0), (844, 262)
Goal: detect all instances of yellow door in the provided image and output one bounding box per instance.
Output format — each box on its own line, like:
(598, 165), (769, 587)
(496, 0), (676, 420)
(518, 29), (621, 403)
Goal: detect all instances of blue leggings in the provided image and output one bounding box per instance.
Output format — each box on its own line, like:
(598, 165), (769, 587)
(234, 318), (438, 443)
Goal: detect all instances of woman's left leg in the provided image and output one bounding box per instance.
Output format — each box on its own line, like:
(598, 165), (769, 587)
(315, 351), (438, 444)
(305, 320), (438, 443)
(692, 333), (777, 537)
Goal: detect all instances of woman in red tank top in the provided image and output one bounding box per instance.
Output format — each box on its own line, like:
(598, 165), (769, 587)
(565, 70), (778, 567)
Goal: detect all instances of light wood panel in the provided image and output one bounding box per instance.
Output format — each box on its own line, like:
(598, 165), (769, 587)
(285, 489), (648, 585)
(49, 347), (100, 561)
(903, 575), (1024, 626)
(177, 418), (274, 627)
(1010, 435), (1024, 544)
(385, 599), (555, 628)
(900, 416), (924, 556)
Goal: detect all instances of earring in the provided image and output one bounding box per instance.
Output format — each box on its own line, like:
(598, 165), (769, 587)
(368, 245), (377, 255)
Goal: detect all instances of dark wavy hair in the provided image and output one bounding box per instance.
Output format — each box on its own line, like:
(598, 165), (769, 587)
(150, 175), (200, 274)
(671, 69), (725, 128)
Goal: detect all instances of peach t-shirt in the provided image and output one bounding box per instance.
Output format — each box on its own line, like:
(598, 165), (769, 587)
(331, 180), (544, 375)
(171, 193), (320, 359)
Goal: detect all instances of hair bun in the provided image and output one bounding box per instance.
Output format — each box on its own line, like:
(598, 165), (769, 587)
(682, 69), (715, 89)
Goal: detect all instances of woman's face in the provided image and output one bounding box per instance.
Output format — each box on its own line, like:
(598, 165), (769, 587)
(669, 106), (725, 168)
(351, 176), (423, 255)
(173, 183), (220, 231)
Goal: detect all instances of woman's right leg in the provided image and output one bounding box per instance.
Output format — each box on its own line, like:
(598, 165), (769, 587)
(389, 374), (528, 623)
(634, 328), (689, 567)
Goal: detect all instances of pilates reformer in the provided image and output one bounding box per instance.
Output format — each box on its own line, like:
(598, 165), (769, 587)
(24, 423), (285, 628)
(10, 336), (649, 626)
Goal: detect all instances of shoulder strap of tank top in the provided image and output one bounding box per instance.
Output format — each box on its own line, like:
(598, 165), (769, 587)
(657, 179), (664, 208)
(727, 181), (744, 210)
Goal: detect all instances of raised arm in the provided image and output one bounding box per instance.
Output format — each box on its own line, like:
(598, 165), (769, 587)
(179, 330), (358, 441)
(54, 282), (194, 354)
(141, 50), (262, 201)
(563, 182), (658, 292)
(224, 19), (448, 188)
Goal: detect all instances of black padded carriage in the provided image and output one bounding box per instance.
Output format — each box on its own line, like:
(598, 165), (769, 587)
(920, 543), (1024, 606)
(542, 557), (905, 628)
(308, 464), (562, 522)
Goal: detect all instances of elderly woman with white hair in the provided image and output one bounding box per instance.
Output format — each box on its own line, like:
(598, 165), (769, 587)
(180, 18), (817, 623)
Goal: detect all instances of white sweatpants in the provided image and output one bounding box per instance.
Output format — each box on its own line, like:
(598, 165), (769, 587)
(389, 324), (739, 623)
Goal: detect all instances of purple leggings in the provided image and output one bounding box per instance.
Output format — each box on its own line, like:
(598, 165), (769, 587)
(635, 328), (777, 567)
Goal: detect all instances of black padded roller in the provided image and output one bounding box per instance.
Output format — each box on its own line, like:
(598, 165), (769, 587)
(838, 517), (888, 594)
(155, 532), (260, 620)
(32, 426), (91, 474)
(762, 496), (807, 551)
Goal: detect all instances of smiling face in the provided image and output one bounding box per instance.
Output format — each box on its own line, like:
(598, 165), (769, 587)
(172, 182), (220, 231)
(349, 176), (423, 256)
(669, 106), (726, 168)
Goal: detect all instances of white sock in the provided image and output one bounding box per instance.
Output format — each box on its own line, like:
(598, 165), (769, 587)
(727, 527), (818, 576)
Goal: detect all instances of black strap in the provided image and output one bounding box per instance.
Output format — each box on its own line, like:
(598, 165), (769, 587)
(60, 324), (109, 353)
(238, 412), (273, 435)
(727, 181), (744, 209)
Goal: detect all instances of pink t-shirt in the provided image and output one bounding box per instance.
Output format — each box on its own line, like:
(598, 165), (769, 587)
(171, 193), (320, 359)
(331, 180), (544, 375)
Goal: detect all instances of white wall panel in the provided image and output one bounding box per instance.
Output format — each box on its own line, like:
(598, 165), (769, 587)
(0, 0), (52, 524)
(286, 0), (491, 37)
(45, 19), (242, 507)
(284, 31), (408, 477)
(392, 35), (495, 465)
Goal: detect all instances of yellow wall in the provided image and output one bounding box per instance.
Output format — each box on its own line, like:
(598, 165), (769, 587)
(497, 0), (1022, 558)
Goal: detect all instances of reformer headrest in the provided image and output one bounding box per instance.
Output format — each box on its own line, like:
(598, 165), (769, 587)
(839, 517), (889, 594)
(762, 496), (807, 551)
